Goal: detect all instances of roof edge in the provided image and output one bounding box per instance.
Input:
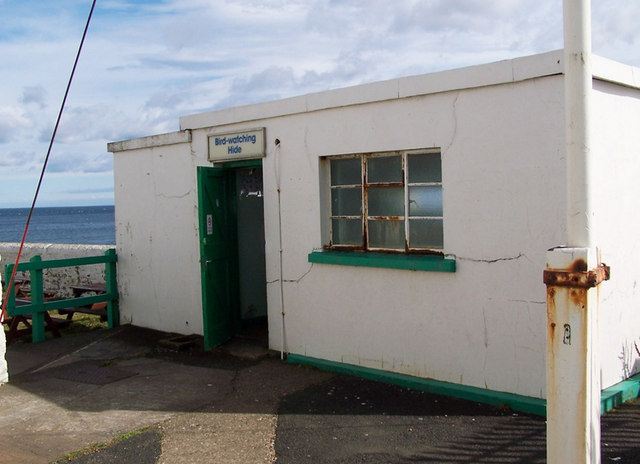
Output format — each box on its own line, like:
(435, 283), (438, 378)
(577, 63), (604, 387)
(592, 55), (640, 89)
(179, 50), (565, 131)
(108, 130), (191, 153)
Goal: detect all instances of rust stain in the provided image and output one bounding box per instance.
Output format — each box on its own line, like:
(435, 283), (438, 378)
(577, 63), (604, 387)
(572, 258), (588, 273)
(367, 216), (403, 220)
(545, 259), (601, 432)
(570, 288), (586, 308)
(362, 182), (368, 247)
(546, 287), (557, 392)
(543, 263), (610, 289)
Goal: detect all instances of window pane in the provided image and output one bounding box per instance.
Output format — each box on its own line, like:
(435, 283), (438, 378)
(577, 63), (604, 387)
(368, 186), (404, 216)
(368, 219), (405, 249)
(367, 155), (402, 183)
(331, 187), (362, 216)
(331, 158), (361, 186)
(409, 218), (443, 249)
(332, 218), (362, 245)
(408, 153), (441, 183)
(409, 186), (442, 216)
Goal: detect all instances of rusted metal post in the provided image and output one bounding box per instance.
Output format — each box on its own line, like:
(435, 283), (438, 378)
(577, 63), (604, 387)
(545, 248), (608, 464)
(545, 1), (603, 463)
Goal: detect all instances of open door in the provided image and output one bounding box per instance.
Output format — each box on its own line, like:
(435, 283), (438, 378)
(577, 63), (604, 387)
(197, 166), (238, 349)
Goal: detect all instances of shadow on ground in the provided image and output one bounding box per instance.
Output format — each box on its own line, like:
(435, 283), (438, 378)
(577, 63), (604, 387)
(275, 375), (547, 464)
(4, 325), (640, 464)
(274, 376), (640, 463)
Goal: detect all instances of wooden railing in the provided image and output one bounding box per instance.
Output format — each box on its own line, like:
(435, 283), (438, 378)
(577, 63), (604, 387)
(3, 249), (118, 343)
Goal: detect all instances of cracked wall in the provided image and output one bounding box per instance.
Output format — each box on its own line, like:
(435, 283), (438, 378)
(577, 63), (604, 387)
(591, 80), (640, 389)
(251, 73), (565, 399)
(112, 137), (205, 334)
(111, 53), (577, 399)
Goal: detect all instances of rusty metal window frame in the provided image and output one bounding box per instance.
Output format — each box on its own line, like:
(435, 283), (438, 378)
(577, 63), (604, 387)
(328, 149), (443, 254)
(366, 152), (405, 251)
(405, 149), (443, 251)
(328, 154), (365, 249)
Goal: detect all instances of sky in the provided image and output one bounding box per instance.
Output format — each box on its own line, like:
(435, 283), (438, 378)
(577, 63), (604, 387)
(1, 0), (639, 208)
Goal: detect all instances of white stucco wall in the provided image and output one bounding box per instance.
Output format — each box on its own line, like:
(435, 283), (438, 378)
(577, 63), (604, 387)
(252, 75), (565, 399)
(181, 52), (565, 399)
(111, 131), (206, 334)
(591, 77), (640, 389)
(110, 51), (640, 399)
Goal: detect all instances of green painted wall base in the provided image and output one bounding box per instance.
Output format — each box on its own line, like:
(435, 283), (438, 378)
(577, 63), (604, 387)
(287, 354), (640, 418)
(602, 372), (640, 411)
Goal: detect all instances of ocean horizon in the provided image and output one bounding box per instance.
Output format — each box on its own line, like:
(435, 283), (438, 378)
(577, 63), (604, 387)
(0, 205), (115, 245)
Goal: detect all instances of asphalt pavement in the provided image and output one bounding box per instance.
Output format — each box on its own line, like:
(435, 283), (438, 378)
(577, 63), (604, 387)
(1, 325), (639, 463)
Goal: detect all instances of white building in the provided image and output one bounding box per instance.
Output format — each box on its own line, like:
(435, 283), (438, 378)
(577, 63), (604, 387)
(108, 50), (640, 413)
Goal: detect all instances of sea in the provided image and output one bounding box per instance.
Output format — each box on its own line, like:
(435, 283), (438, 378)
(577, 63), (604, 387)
(0, 205), (115, 245)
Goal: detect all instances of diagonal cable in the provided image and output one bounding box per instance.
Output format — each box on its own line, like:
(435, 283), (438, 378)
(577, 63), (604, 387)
(1, 0), (98, 322)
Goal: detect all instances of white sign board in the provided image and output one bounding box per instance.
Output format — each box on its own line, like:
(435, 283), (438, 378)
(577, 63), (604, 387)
(208, 128), (265, 162)
(206, 214), (213, 236)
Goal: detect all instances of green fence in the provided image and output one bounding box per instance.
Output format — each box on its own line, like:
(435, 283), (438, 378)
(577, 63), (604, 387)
(4, 249), (118, 343)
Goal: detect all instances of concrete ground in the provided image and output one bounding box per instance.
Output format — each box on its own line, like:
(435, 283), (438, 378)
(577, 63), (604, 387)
(1, 325), (639, 464)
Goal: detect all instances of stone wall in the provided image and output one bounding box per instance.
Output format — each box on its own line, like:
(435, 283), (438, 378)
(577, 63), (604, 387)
(0, 243), (113, 298)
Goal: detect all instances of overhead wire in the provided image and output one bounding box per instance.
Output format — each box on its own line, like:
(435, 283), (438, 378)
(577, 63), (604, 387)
(1, 0), (98, 322)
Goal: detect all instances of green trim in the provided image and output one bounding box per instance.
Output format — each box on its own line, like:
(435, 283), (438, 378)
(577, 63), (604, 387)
(196, 166), (210, 348)
(287, 355), (640, 417)
(601, 372), (640, 411)
(4, 250), (119, 342)
(6, 253), (116, 271)
(217, 159), (263, 169)
(197, 165), (243, 350)
(308, 250), (456, 272)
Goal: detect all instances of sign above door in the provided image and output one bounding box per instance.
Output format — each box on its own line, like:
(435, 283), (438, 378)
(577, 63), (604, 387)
(208, 128), (265, 162)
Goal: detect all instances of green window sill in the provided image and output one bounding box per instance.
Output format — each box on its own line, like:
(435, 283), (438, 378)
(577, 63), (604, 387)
(308, 250), (456, 272)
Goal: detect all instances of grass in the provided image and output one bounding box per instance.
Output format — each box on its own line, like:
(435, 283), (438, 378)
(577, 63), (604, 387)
(56, 310), (108, 335)
(54, 426), (157, 462)
(3, 310), (107, 343)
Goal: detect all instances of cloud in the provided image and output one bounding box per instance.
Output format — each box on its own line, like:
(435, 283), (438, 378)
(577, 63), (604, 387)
(45, 150), (113, 174)
(20, 86), (47, 109)
(223, 66), (298, 106)
(136, 56), (228, 72)
(60, 186), (114, 195)
(1, 0), (639, 207)
(591, 1), (640, 64)
(0, 150), (39, 169)
(0, 106), (31, 143)
(38, 103), (160, 145)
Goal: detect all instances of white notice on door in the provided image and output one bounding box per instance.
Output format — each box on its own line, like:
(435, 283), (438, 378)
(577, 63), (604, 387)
(206, 214), (213, 235)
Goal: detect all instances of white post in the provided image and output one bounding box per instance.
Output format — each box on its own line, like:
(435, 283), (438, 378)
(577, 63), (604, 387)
(0, 255), (8, 384)
(545, 1), (603, 463)
(564, 0), (595, 247)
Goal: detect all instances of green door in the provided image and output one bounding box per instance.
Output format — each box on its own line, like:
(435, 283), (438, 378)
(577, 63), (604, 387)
(197, 166), (238, 349)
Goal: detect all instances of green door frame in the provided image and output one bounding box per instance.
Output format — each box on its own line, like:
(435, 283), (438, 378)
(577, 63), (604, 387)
(197, 159), (263, 350)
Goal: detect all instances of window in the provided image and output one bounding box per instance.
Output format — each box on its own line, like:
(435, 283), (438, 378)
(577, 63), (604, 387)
(328, 150), (443, 253)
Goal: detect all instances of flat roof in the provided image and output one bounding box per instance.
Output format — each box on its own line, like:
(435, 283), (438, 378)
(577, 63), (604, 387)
(179, 50), (565, 131)
(109, 50), (640, 152)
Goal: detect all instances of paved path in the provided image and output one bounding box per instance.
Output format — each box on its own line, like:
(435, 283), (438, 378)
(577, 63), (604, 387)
(1, 326), (639, 463)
